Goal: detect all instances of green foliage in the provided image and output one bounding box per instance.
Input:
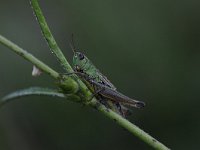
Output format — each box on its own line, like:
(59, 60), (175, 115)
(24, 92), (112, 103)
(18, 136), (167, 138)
(1, 87), (65, 106)
(0, 0), (170, 150)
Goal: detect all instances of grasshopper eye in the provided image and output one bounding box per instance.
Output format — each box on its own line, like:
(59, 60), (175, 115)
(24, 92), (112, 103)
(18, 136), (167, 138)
(78, 53), (85, 60)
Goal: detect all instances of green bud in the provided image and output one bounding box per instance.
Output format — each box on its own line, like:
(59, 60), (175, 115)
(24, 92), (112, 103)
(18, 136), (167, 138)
(58, 75), (79, 94)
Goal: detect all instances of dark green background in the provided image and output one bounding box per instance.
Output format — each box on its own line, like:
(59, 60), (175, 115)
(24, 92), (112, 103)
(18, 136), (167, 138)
(0, 0), (200, 149)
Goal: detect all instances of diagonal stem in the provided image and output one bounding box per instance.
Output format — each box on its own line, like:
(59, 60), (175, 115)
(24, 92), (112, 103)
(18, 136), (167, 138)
(0, 1), (171, 149)
(0, 35), (59, 79)
(90, 100), (170, 150)
(30, 0), (73, 73)
(0, 34), (170, 150)
(29, 1), (171, 149)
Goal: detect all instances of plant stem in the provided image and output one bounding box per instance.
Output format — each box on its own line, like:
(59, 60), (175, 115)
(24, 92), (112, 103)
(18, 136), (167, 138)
(89, 100), (170, 150)
(0, 1), (171, 149)
(30, 0), (73, 73)
(0, 34), (171, 150)
(30, 0), (94, 101)
(0, 35), (59, 79)
(29, 0), (171, 149)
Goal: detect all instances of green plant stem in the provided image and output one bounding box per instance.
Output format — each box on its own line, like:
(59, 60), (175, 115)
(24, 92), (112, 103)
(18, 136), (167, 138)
(0, 35), (59, 79)
(0, 1), (171, 149)
(89, 100), (170, 150)
(0, 34), (79, 94)
(30, 0), (93, 101)
(30, 0), (171, 149)
(31, 0), (73, 73)
(0, 34), (170, 150)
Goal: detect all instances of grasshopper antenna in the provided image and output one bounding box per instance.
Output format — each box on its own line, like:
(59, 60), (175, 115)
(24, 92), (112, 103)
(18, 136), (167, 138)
(70, 34), (77, 53)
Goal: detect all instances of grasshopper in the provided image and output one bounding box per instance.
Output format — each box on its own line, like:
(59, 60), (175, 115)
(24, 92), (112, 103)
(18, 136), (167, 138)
(69, 42), (145, 117)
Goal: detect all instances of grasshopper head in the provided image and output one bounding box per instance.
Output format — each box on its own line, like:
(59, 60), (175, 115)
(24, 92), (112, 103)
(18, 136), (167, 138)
(70, 39), (90, 72)
(73, 51), (89, 72)
(70, 35), (90, 72)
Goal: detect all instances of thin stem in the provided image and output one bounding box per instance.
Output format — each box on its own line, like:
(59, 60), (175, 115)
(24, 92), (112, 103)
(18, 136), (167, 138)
(30, 0), (93, 102)
(0, 33), (170, 149)
(0, 1), (171, 149)
(29, 1), (170, 149)
(30, 0), (73, 73)
(0, 34), (79, 94)
(89, 100), (170, 150)
(0, 35), (59, 79)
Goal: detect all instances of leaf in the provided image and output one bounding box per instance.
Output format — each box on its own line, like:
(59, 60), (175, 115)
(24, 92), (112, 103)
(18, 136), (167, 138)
(1, 87), (66, 106)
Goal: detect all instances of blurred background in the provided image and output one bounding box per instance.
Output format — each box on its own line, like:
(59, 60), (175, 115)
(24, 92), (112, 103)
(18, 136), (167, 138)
(0, 0), (200, 149)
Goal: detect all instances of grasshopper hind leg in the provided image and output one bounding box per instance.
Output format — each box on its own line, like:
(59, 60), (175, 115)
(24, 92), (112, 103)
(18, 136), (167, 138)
(120, 104), (132, 117)
(97, 97), (123, 116)
(115, 103), (132, 118)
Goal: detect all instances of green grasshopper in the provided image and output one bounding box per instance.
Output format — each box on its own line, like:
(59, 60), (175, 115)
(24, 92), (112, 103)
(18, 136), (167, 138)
(69, 43), (145, 116)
